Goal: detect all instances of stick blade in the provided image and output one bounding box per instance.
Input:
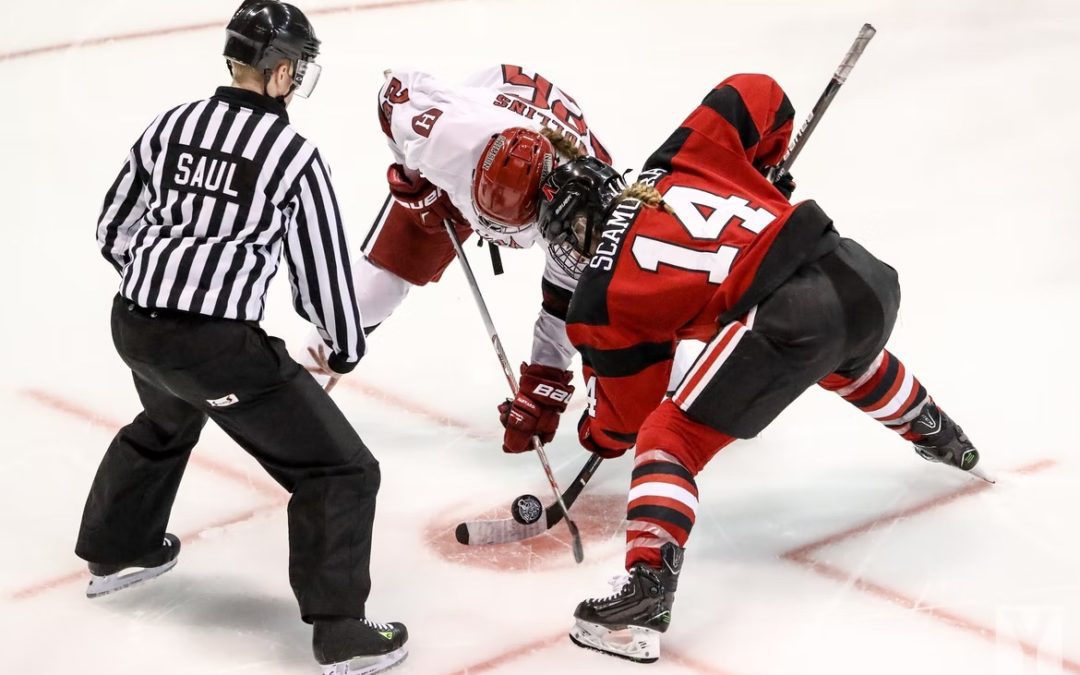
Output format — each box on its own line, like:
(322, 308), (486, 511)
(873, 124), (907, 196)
(454, 518), (549, 546)
(567, 519), (585, 563)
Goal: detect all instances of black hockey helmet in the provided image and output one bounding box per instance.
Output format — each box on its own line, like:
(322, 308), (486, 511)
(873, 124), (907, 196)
(224, 1), (322, 98)
(537, 156), (626, 277)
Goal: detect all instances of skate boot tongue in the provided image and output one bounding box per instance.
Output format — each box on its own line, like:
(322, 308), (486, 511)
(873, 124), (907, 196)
(659, 541), (683, 591)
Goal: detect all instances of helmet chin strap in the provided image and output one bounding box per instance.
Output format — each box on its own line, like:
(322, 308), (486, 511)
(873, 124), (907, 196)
(580, 210), (595, 261)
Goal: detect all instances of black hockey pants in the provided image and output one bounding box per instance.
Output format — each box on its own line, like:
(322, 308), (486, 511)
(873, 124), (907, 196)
(76, 294), (380, 622)
(677, 236), (901, 438)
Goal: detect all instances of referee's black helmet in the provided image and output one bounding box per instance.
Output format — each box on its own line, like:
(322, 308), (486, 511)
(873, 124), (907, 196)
(224, 1), (322, 97)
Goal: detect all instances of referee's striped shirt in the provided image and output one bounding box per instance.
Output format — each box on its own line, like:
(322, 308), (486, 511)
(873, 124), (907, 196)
(97, 87), (363, 372)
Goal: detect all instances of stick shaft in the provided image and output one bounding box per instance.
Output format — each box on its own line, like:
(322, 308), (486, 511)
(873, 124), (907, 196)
(771, 23), (876, 180)
(444, 232), (517, 391)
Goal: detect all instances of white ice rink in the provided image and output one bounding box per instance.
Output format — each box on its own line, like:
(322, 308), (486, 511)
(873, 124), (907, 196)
(2, 0), (1079, 673)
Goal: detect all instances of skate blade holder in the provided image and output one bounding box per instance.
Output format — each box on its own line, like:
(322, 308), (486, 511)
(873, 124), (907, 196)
(570, 620), (660, 664)
(85, 558), (179, 598)
(968, 463), (996, 484)
(321, 646), (408, 675)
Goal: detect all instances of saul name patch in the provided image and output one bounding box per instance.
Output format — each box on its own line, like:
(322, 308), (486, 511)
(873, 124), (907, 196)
(162, 144), (258, 202)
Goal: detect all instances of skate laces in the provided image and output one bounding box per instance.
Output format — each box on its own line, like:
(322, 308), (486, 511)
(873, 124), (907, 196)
(588, 573), (631, 602)
(362, 618), (394, 632)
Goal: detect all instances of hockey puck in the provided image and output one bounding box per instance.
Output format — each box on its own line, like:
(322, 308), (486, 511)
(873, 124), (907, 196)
(510, 494), (544, 525)
(454, 522), (470, 545)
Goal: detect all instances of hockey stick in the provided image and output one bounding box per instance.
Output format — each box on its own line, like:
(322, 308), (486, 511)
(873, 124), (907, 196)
(768, 23), (876, 184)
(442, 220), (586, 563)
(455, 452), (603, 546)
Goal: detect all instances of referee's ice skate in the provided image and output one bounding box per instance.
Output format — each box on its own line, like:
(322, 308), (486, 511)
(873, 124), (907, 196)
(85, 534), (180, 598)
(314, 618), (408, 675)
(569, 543), (683, 663)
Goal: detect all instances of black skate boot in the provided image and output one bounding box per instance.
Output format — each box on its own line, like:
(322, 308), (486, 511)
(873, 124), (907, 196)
(569, 543), (683, 663)
(86, 533), (180, 598)
(313, 617), (408, 675)
(911, 402), (992, 482)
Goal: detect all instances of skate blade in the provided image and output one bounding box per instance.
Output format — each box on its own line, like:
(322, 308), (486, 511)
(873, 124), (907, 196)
(86, 558), (178, 598)
(569, 619), (660, 664)
(967, 463), (996, 484)
(322, 646), (408, 675)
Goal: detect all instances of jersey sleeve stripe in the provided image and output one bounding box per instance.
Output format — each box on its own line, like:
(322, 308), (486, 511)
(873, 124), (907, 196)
(361, 193), (393, 253)
(700, 85), (760, 150)
(640, 127), (692, 176)
(540, 277), (573, 321)
(768, 94), (796, 133)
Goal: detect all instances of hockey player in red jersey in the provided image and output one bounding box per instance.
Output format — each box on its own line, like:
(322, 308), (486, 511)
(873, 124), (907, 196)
(531, 73), (985, 663)
(306, 66), (611, 450)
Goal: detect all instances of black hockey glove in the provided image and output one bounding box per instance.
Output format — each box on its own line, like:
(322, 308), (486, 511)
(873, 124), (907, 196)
(772, 171), (796, 199)
(761, 165), (796, 200)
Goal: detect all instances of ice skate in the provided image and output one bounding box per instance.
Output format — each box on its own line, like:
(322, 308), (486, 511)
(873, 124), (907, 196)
(314, 617), (408, 675)
(86, 534), (180, 598)
(911, 403), (994, 483)
(569, 543), (683, 663)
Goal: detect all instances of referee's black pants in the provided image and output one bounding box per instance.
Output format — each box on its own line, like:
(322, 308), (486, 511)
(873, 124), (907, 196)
(76, 295), (380, 622)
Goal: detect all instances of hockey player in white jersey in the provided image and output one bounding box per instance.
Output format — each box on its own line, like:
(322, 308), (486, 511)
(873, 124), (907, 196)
(310, 65), (612, 452)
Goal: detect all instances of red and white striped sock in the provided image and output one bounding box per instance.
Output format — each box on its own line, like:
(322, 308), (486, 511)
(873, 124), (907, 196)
(625, 449), (698, 569)
(820, 350), (930, 440)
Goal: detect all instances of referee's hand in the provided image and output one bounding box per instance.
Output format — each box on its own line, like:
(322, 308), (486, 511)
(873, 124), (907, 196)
(306, 345), (342, 393)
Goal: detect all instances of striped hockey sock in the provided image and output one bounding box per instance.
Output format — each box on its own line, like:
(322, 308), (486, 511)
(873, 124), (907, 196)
(626, 450), (699, 569)
(820, 350), (930, 440)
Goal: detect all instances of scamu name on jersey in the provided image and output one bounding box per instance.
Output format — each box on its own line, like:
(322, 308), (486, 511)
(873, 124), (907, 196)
(589, 199), (642, 272)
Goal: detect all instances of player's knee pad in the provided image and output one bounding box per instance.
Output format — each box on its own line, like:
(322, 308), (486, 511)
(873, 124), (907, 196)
(635, 400), (735, 475)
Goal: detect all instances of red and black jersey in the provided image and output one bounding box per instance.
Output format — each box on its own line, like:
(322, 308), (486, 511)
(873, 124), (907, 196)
(566, 74), (838, 450)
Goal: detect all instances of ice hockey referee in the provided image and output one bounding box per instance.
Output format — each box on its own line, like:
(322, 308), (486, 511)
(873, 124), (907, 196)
(74, 2), (407, 674)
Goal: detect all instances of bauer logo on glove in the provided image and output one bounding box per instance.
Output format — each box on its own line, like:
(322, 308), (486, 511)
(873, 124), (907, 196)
(533, 382), (572, 403)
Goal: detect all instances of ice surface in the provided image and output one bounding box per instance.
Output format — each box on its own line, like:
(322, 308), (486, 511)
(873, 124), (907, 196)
(2, 0), (1078, 673)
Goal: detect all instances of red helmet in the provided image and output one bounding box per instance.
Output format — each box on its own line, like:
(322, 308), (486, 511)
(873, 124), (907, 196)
(472, 128), (555, 232)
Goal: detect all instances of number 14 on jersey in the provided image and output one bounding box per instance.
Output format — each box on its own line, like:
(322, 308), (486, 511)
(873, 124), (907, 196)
(631, 186), (778, 285)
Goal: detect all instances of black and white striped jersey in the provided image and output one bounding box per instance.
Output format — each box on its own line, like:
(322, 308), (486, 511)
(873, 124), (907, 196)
(97, 86), (363, 371)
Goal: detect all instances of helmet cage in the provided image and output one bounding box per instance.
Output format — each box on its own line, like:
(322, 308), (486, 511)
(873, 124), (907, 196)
(547, 235), (592, 278)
